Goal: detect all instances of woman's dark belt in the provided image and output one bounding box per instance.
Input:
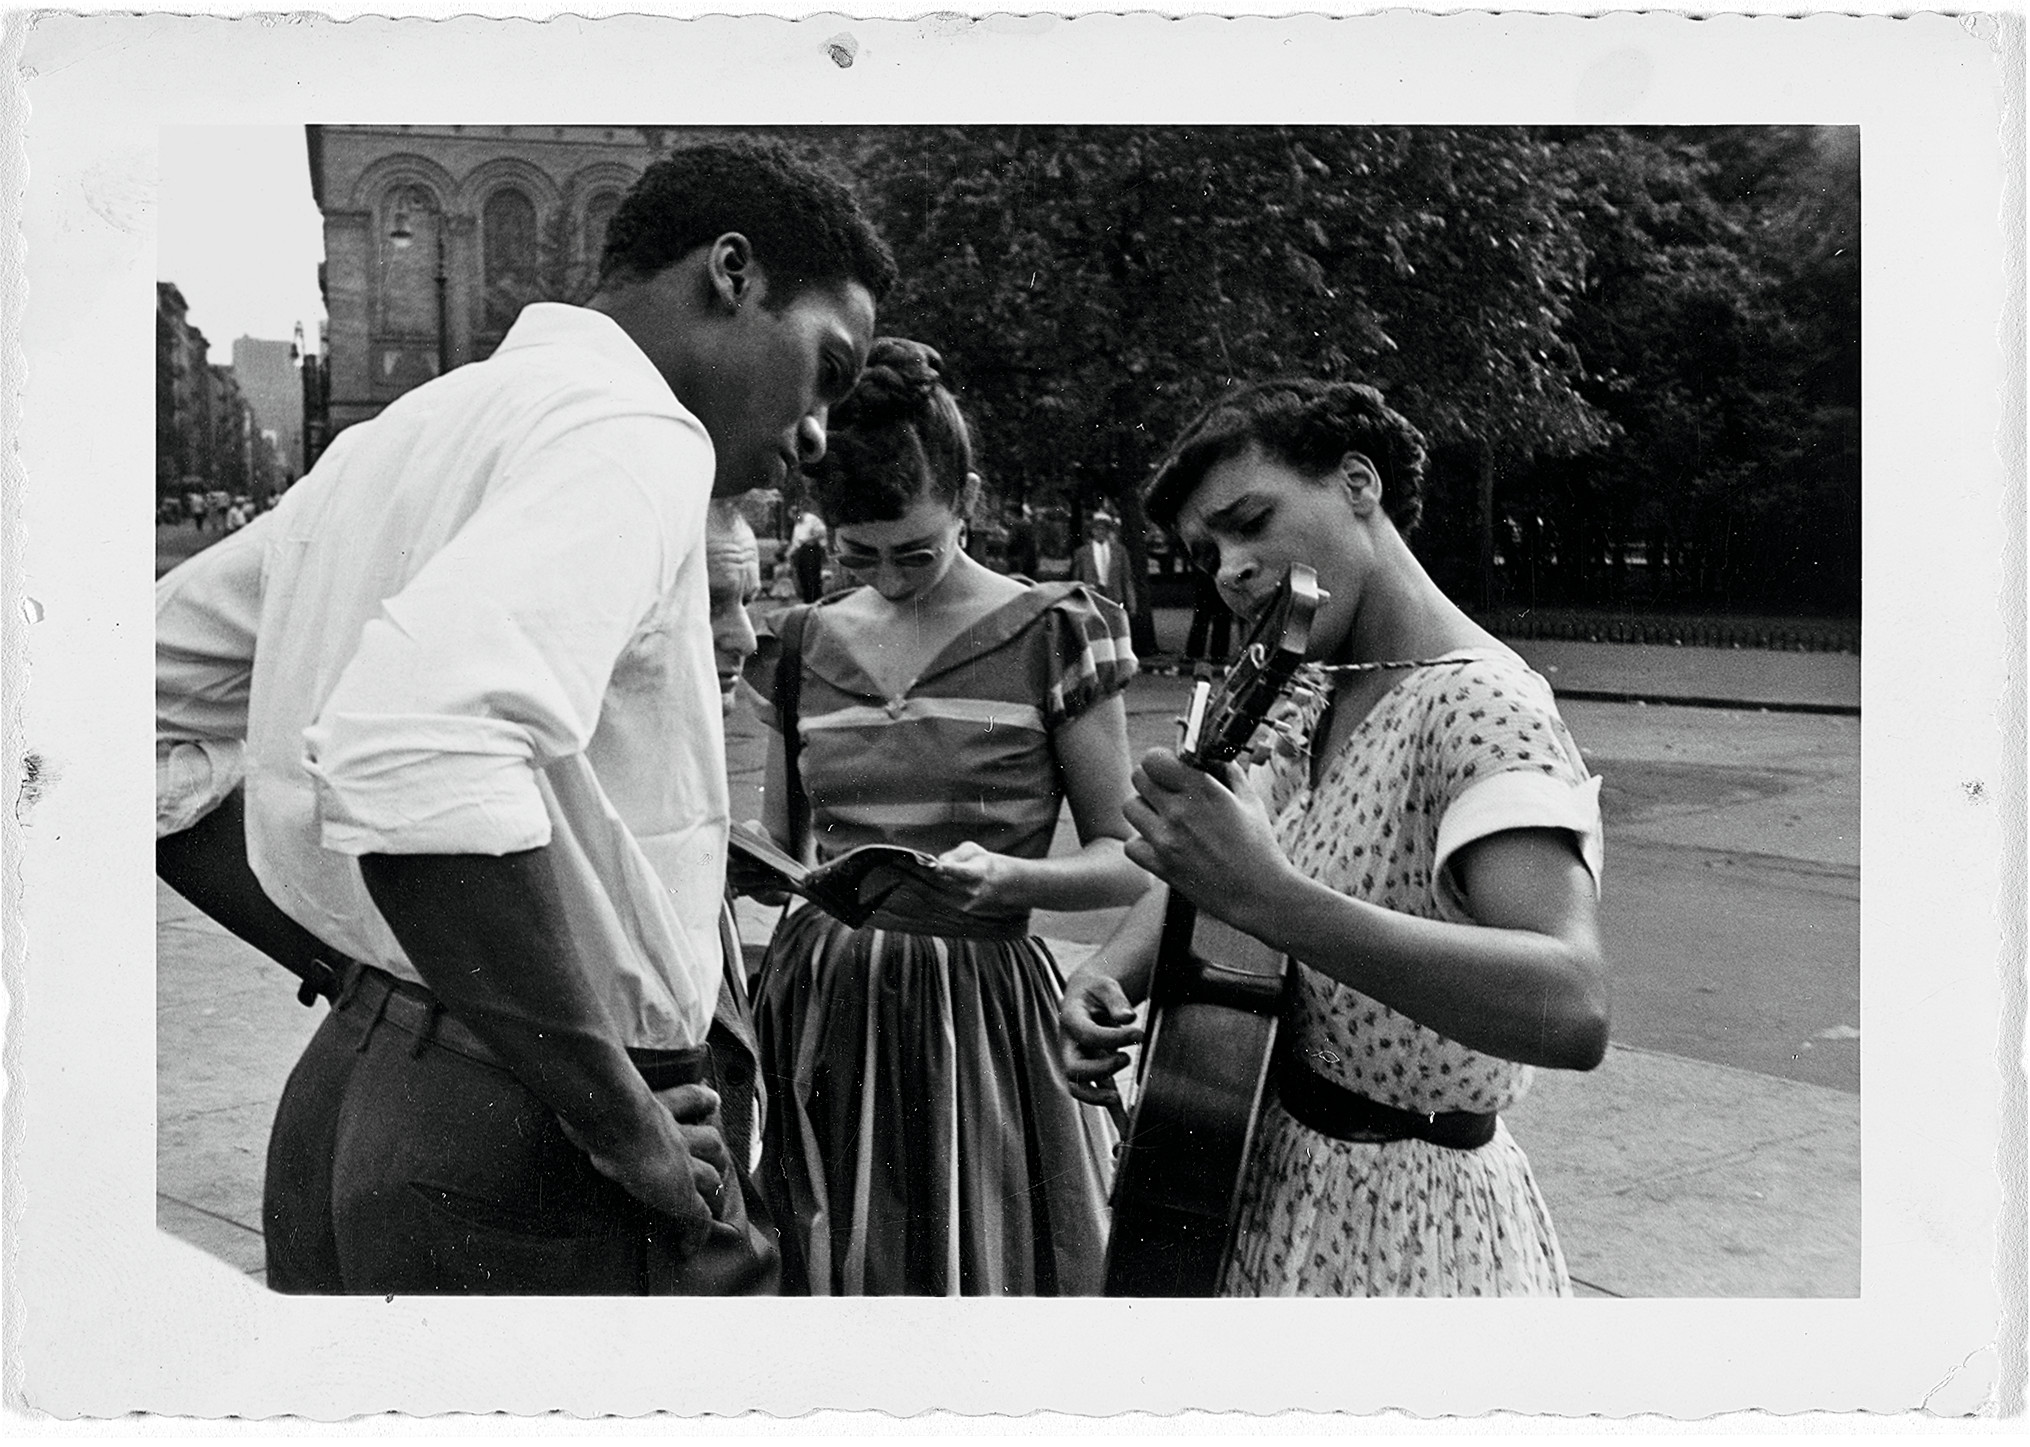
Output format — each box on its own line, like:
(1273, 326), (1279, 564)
(1274, 1050), (1497, 1151)
(853, 909), (1032, 941)
(332, 959), (708, 1091)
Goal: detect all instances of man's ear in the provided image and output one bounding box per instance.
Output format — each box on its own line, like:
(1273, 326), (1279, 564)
(705, 232), (757, 312)
(1338, 452), (1384, 514)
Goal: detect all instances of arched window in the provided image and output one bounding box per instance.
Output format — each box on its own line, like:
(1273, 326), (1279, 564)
(482, 187), (540, 333)
(377, 184), (442, 334)
(583, 191), (621, 278)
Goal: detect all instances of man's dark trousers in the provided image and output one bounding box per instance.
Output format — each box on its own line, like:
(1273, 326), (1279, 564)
(264, 968), (777, 1295)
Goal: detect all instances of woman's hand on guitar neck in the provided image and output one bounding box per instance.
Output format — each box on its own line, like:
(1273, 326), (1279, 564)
(1122, 746), (1295, 941)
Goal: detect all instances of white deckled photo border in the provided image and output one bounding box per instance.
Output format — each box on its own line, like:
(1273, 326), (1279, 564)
(4, 3), (2022, 1424)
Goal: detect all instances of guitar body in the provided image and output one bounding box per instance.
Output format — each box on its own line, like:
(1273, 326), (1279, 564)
(1102, 564), (1318, 1297)
(1102, 900), (1287, 1296)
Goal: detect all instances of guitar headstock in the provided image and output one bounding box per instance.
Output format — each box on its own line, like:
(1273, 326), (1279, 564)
(1183, 563), (1320, 769)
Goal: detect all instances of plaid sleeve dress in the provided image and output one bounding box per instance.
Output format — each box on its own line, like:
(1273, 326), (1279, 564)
(754, 582), (1135, 1296)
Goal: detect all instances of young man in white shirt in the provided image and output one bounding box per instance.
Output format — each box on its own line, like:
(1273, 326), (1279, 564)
(156, 140), (889, 1294)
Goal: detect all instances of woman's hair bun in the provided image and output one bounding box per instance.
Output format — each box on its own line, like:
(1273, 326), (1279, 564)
(836, 336), (945, 427)
(809, 334), (974, 527)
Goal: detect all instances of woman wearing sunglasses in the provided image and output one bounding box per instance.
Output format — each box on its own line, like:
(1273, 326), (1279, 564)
(750, 338), (1148, 1295)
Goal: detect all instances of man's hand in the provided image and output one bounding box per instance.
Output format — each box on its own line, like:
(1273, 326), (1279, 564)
(657, 1082), (734, 1220)
(1058, 965), (1144, 1107)
(1122, 747), (1293, 939)
(556, 1096), (721, 1249)
(359, 848), (729, 1251)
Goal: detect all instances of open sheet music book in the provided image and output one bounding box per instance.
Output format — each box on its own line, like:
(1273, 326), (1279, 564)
(725, 826), (944, 930)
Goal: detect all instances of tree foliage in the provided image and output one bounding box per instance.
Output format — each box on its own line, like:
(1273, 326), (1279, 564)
(848, 127), (1613, 499)
(1511, 126), (1860, 610)
(816, 124), (1857, 615)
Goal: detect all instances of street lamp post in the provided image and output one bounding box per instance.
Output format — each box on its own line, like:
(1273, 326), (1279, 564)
(388, 190), (452, 378)
(432, 226), (450, 377)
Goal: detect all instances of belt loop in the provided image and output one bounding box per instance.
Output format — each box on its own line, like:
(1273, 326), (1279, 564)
(297, 958), (335, 1009)
(333, 960), (366, 1011)
(353, 985), (390, 1053)
(409, 1001), (442, 1057)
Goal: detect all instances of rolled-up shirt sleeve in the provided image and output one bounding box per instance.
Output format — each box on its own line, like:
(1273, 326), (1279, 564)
(156, 738), (246, 838)
(157, 511), (270, 746)
(305, 426), (706, 858)
(157, 511), (273, 836)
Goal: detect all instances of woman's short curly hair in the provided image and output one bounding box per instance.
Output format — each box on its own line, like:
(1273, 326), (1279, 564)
(807, 338), (975, 526)
(1143, 379), (1429, 536)
(599, 139), (897, 307)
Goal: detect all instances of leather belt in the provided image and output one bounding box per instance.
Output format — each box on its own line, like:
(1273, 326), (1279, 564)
(1274, 1051), (1497, 1151)
(335, 961), (709, 1092)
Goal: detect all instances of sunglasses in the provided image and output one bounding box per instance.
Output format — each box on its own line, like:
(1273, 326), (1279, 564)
(834, 530), (959, 575)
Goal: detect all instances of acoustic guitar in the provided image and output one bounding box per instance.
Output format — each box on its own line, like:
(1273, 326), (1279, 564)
(1103, 562), (1320, 1296)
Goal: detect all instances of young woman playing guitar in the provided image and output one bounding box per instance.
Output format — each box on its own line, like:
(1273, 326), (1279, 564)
(1059, 379), (1609, 1297)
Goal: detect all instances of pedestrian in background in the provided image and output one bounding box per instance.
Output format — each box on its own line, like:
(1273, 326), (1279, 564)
(1070, 509), (1137, 613)
(701, 499), (769, 1185)
(789, 507), (829, 602)
(1003, 502), (1039, 580)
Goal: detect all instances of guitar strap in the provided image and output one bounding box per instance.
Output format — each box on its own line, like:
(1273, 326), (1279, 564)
(770, 604), (812, 858)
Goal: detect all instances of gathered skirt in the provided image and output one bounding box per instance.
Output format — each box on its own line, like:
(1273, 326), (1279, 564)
(753, 904), (1117, 1296)
(1221, 1101), (1571, 1297)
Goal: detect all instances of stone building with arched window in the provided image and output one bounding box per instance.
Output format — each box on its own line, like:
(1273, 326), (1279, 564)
(306, 124), (708, 444)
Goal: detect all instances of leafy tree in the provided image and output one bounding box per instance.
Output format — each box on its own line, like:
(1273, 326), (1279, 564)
(1507, 126), (1859, 613)
(799, 124), (1857, 619)
(841, 126), (1620, 624)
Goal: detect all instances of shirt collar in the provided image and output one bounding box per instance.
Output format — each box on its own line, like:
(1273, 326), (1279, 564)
(493, 303), (679, 407)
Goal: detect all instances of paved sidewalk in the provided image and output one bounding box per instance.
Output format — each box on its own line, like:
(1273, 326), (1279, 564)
(157, 879), (1859, 1298)
(735, 906), (1859, 1299)
(157, 622), (1858, 1297)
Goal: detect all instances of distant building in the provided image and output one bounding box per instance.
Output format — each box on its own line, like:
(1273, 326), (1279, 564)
(306, 125), (710, 438)
(156, 282), (206, 497)
(231, 336), (305, 485)
(300, 321), (331, 474)
(157, 283), (283, 504)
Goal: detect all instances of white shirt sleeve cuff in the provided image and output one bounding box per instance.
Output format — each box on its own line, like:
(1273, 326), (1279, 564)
(155, 738), (245, 838)
(305, 714), (554, 857)
(1433, 771), (1604, 913)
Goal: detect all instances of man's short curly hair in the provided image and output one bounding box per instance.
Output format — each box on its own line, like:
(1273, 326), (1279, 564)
(1143, 379), (1429, 537)
(599, 139), (898, 307)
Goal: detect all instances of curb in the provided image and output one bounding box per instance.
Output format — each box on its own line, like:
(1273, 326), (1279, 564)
(1549, 688), (1860, 717)
(1134, 657), (1859, 716)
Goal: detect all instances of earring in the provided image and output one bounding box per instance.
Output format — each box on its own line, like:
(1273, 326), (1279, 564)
(957, 522), (971, 551)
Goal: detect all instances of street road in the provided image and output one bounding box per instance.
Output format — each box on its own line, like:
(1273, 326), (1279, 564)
(729, 669), (1861, 1096)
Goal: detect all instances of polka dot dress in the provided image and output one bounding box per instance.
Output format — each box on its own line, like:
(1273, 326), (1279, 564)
(1220, 648), (1598, 1297)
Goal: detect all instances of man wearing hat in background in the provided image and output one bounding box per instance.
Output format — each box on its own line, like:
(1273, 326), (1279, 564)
(1070, 508), (1138, 614)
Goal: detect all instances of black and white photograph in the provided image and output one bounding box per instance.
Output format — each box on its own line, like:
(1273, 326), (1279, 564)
(6, 3), (2021, 1424)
